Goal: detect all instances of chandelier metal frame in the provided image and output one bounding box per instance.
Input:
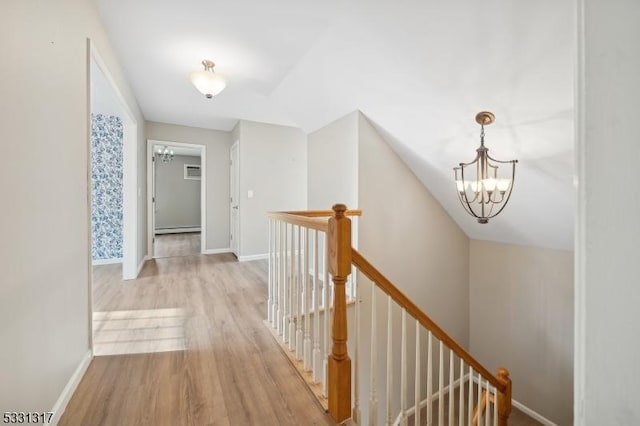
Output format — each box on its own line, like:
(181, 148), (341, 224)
(453, 112), (518, 224)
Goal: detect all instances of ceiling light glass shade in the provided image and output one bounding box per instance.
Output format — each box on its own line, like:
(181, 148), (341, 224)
(453, 112), (518, 224)
(190, 60), (226, 99)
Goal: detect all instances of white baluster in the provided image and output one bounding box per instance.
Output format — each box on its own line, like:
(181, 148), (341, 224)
(400, 309), (407, 426)
(438, 341), (444, 426)
(271, 219), (277, 327)
(485, 378), (491, 426)
(414, 320), (421, 426)
(288, 224), (296, 350)
(353, 263), (361, 423)
(296, 226), (303, 359)
(386, 295), (393, 426)
(449, 349), (454, 425)
(467, 366), (473, 426)
(282, 223), (289, 341)
(369, 283), (378, 426)
(427, 331), (433, 426)
(323, 232), (330, 398)
(303, 228), (311, 369)
(476, 374), (483, 426)
(493, 386), (498, 426)
(312, 230), (322, 383)
(458, 359), (465, 426)
(268, 219), (273, 324)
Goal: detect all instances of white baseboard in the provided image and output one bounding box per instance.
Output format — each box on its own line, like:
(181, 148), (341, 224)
(51, 350), (92, 425)
(154, 227), (201, 234)
(203, 248), (233, 255)
(238, 253), (269, 262)
(512, 399), (558, 426)
(92, 257), (122, 266)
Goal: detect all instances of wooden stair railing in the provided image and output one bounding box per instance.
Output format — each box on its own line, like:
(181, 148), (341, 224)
(266, 205), (511, 425)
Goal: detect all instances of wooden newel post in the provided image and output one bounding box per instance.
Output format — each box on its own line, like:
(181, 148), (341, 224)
(327, 203), (352, 423)
(497, 368), (512, 426)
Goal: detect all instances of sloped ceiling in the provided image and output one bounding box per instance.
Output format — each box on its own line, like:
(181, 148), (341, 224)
(97, 0), (575, 250)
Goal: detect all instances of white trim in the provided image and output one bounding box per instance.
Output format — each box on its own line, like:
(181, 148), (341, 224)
(574, 0), (586, 423)
(238, 253), (269, 262)
(203, 248), (233, 255)
(50, 350), (93, 426)
(88, 41), (139, 282)
(92, 257), (122, 266)
(230, 140), (240, 256)
(154, 227), (201, 234)
(512, 399), (559, 426)
(147, 139), (207, 258)
(136, 256), (148, 276)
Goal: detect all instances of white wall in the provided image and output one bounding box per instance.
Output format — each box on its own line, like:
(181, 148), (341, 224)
(307, 111), (359, 210)
(470, 241), (573, 425)
(236, 120), (307, 258)
(0, 0), (145, 414)
(576, 1), (640, 424)
(155, 155), (201, 230)
(306, 112), (470, 423)
(146, 121), (232, 250)
(358, 113), (470, 344)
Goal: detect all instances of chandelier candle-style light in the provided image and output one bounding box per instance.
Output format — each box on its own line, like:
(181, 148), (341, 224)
(157, 146), (174, 163)
(190, 60), (226, 99)
(453, 111), (518, 224)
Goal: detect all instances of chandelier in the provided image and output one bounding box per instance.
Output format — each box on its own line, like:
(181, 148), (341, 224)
(190, 59), (226, 99)
(156, 146), (174, 163)
(453, 112), (518, 224)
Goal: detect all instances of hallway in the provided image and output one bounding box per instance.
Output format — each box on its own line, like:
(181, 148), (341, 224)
(60, 254), (333, 426)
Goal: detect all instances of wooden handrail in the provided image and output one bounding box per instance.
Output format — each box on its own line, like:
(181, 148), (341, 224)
(267, 212), (329, 232)
(270, 209), (362, 218)
(267, 209), (360, 233)
(351, 248), (507, 393)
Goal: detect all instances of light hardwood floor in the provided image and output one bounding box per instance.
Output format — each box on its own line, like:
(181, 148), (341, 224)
(62, 252), (541, 426)
(60, 254), (333, 426)
(154, 232), (201, 258)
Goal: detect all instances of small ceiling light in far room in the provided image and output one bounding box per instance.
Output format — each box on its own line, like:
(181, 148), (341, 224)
(453, 111), (518, 224)
(156, 146), (174, 163)
(190, 59), (226, 99)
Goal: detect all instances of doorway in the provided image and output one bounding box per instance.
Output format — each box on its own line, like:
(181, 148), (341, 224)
(88, 43), (138, 281)
(147, 140), (206, 258)
(230, 141), (239, 257)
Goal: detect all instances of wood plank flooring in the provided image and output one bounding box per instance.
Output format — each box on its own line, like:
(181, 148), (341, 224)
(154, 232), (201, 258)
(60, 253), (334, 426)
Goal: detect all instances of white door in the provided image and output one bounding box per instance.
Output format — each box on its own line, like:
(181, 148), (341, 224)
(230, 142), (239, 256)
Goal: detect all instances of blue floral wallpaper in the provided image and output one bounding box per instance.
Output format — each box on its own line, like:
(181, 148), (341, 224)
(91, 114), (123, 261)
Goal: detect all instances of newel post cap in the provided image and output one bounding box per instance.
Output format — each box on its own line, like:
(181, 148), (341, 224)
(332, 203), (348, 218)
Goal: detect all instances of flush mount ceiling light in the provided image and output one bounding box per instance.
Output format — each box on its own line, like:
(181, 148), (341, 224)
(190, 59), (226, 99)
(453, 111), (518, 224)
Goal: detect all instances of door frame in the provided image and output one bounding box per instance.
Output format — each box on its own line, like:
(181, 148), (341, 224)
(147, 139), (207, 258)
(230, 141), (240, 257)
(87, 41), (139, 282)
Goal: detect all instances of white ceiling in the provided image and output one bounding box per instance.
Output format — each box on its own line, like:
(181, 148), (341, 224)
(97, 0), (575, 250)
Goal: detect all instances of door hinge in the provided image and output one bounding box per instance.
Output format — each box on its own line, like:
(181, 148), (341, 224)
(152, 155), (155, 162)
(230, 234), (233, 240)
(230, 159), (232, 165)
(152, 197), (155, 203)
(152, 237), (155, 243)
